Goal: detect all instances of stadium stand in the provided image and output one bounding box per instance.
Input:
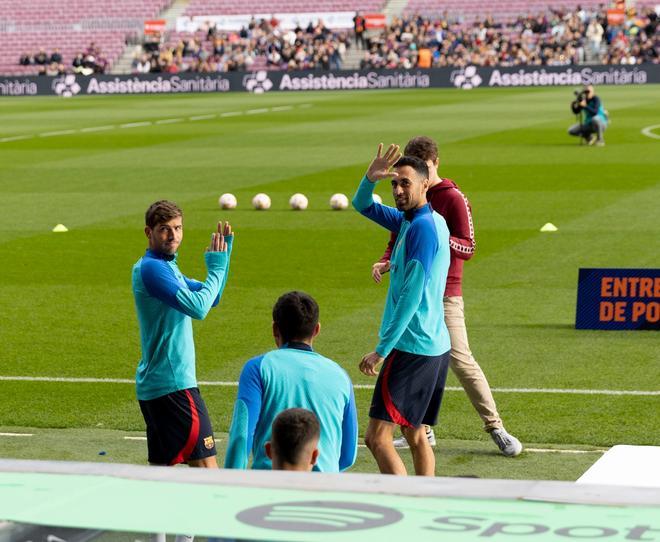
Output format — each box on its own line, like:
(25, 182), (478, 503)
(0, 0), (172, 75)
(181, 0), (384, 17)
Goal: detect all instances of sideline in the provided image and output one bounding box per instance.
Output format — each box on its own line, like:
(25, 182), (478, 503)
(0, 375), (657, 396)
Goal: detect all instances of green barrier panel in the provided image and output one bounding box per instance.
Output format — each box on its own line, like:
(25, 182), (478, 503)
(1, 472), (658, 541)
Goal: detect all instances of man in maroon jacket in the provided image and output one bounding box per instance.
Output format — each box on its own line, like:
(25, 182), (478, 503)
(371, 136), (522, 457)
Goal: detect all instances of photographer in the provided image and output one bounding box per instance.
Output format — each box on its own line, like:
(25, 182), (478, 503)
(568, 84), (608, 146)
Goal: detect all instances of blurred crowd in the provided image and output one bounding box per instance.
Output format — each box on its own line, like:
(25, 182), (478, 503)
(17, 6), (659, 75)
(360, 5), (659, 69)
(19, 43), (109, 75)
(132, 17), (351, 74)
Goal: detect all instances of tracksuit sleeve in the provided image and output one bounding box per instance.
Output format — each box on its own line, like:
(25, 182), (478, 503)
(446, 194), (476, 261)
(224, 356), (263, 469)
(375, 222), (438, 358)
(585, 96), (601, 116)
(352, 176), (403, 233)
(339, 384), (358, 471)
(379, 231), (397, 263)
(176, 250), (231, 318)
(183, 234), (233, 306)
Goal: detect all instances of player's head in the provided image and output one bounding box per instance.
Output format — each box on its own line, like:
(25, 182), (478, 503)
(404, 136), (439, 172)
(265, 408), (320, 471)
(392, 156), (430, 212)
(272, 291), (320, 346)
(144, 200), (183, 256)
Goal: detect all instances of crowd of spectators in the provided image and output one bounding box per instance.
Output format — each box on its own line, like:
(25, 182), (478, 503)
(132, 17), (351, 74)
(19, 43), (109, 75)
(360, 5), (658, 69)
(17, 6), (658, 75)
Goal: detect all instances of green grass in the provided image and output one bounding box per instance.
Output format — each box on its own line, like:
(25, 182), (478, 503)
(0, 86), (658, 479)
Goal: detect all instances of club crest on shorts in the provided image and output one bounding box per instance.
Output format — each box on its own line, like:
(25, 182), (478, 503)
(204, 435), (215, 449)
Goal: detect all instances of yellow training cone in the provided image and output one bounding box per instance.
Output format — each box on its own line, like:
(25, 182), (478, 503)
(540, 223), (558, 232)
(52, 224), (69, 233)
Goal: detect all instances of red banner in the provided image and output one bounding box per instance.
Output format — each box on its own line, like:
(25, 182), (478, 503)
(607, 9), (625, 26)
(144, 19), (166, 35)
(364, 14), (386, 29)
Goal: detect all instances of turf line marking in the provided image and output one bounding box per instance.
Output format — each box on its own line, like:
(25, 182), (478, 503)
(525, 448), (605, 454)
(80, 125), (115, 133)
(123, 436), (147, 441)
(1, 376), (657, 396)
(155, 118), (184, 125)
(271, 105), (293, 112)
(246, 108), (269, 115)
(641, 124), (660, 140)
(40, 130), (76, 137)
(120, 121), (152, 128)
(189, 114), (217, 121)
(0, 135), (33, 142)
(298, 103), (313, 109)
(0, 432), (33, 437)
(221, 111), (242, 117)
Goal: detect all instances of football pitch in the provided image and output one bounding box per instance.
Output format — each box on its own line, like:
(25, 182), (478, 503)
(0, 85), (658, 480)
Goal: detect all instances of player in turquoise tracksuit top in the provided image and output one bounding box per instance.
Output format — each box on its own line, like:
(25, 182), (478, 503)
(353, 144), (451, 476)
(224, 291), (358, 472)
(132, 200), (233, 467)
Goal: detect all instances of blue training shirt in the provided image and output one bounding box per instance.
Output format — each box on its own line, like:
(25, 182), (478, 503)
(224, 343), (358, 472)
(352, 176), (451, 357)
(132, 239), (232, 401)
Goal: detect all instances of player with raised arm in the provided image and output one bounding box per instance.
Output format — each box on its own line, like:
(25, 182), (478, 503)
(132, 200), (233, 468)
(372, 137), (522, 457)
(353, 144), (451, 476)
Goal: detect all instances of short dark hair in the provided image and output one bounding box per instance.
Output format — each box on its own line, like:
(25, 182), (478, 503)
(145, 200), (182, 229)
(273, 291), (319, 343)
(271, 408), (320, 465)
(394, 155), (429, 180)
(404, 136), (438, 163)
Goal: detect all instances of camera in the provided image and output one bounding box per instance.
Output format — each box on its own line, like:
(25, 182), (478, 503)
(571, 89), (587, 114)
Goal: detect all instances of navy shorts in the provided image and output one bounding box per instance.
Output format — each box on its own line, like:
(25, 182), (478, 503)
(139, 387), (216, 465)
(369, 349), (450, 428)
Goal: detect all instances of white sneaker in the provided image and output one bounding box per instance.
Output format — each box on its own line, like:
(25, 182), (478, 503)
(490, 428), (523, 457)
(393, 427), (436, 448)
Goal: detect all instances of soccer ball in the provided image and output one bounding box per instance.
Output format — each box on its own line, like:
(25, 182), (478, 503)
(252, 193), (271, 210)
(218, 193), (237, 209)
(330, 193), (349, 210)
(289, 193), (308, 210)
(372, 193), (383, 204)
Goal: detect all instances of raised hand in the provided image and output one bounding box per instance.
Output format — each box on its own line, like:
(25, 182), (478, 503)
(207, 221), (233, 252)
(366, 143), (402, 183)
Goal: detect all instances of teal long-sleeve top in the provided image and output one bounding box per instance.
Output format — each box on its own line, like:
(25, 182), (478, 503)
(132, 239), (232, 401)
(353, 176), (451, 358)
(224, 343), (358, 472)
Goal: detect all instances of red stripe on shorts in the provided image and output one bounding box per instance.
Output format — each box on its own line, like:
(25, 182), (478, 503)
(381, 352), (413, 427)
(170, 389), (200, 465)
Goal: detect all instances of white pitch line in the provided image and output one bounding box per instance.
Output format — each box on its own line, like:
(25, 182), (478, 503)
(0, 135), (33, 142)
(39, 129), (75, 137)
(0, 376), (657, 396)
(80, 125), (114, 133)
(123, 436), (147, 441)
(220, 111), (242, 117)
(298, 103), (313, 108)
(0, 432), (33, 437)
(189, 114), (217, 121)
(271, 105), (293, 112)
(641, 124), (660, 140)
(525, 448), (605, 454)
(120, 121), (152, 129)
(155, 118), (184, 125)
(246, 108), (269, 115)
